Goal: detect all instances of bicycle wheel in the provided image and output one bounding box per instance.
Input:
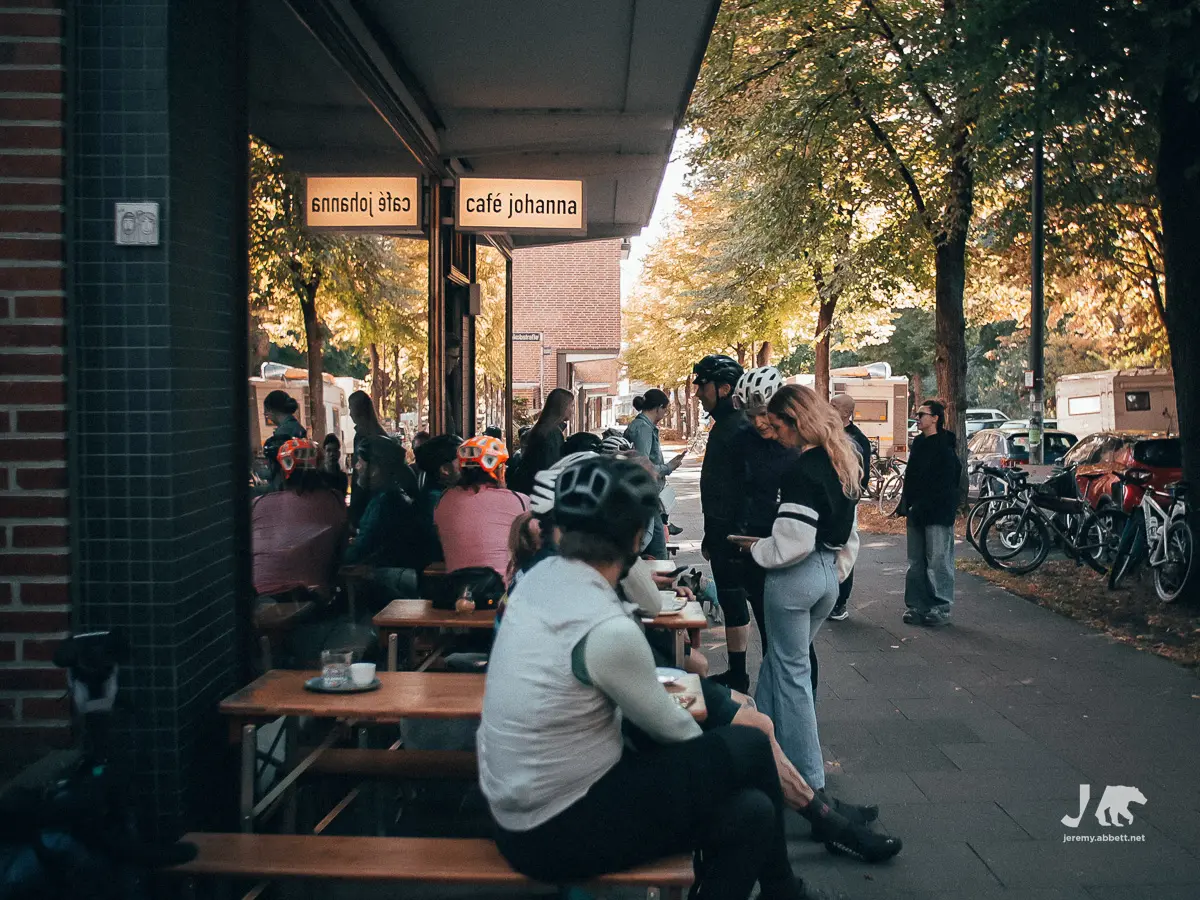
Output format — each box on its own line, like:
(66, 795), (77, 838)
(1154, 519), (1194, 603)
(1094, 507), (1128, 566)
(1108, 515), (1146, 590)
(979, 507), (1051, 573)
(966, 495), (1009, 548)
(878, 472), (904, 517)
(1071, 509), (1110, 575)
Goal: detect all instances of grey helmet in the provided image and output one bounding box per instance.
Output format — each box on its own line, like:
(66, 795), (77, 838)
(554, 456), (661, 543)
(599, 434), (633, 456)
(529, 451), (599, 517)
(735, 366), (784, 410)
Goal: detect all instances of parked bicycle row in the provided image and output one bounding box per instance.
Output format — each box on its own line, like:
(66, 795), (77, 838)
(966, 463), (1193, 603)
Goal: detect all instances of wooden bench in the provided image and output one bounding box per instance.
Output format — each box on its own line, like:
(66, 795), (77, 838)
(305, 748), (477, 781)
(171, 833), (692, 898)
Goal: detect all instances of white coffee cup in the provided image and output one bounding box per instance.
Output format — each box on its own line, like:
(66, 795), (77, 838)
(350, 662), (376, 686)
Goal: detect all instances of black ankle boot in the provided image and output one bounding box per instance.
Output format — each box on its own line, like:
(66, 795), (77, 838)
(816, 789), (879, 826)
(823, 821), (903, 864)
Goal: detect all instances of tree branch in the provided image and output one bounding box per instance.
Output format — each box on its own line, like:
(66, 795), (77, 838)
(862, 0), (945, 119)
(843, 77), (936, 237)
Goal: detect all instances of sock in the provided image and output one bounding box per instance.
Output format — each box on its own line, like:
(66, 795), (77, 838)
(729, 651), (747, 678)
(799, 796), (851, 837)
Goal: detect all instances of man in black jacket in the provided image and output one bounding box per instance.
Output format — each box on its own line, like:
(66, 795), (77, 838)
(693, 354), (754, 691)
(829, 394), (872, 621)
(898, 400), (962, 626)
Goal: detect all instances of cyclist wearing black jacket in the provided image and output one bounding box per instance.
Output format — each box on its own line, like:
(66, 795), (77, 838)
(693, 354), (755, 692)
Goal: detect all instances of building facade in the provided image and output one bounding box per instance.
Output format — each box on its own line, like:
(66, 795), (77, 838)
(511, 239), (622, 431)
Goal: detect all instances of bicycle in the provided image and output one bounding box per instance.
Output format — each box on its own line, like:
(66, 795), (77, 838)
(1108, 475), (1193, 603)
(966, 465), (1027, 548)
(977, 478), (1114, 575)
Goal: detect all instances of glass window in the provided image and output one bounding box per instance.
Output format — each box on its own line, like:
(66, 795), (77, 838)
(1124, 391), (1151, 412)
(1133, 439), (1181, 468)
(1062, 434), (1100, 467)
(1067, 395), (1102, 416)
(853, 400), (888, 423)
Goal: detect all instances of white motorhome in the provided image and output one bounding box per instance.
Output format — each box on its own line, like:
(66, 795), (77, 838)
(1055, 368), (1177, 436)
(248, 364), (349, 456)
(787, 362), (912, 456)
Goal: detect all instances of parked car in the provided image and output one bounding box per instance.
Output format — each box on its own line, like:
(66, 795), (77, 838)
(966, 407), (1009, 436)
(998, 418), (1057, 431)
(967, 428), (1078, 494)
(1061, 432), (1183, 513)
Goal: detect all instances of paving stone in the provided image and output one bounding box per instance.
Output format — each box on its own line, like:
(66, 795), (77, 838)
(970, 837), (1200, 888)
(873, 801), (1032, 843)
(866, 717), (985, 746)
(907, 768), (1090, 804)
(824, 741), (959, 775)
(937, 740), (1076, 772)
(790, 839), (1003, 896)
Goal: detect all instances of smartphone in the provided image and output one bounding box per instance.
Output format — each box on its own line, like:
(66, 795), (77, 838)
(726, 534), (759, 545)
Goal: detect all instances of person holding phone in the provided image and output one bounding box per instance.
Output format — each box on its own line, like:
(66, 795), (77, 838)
(623, 388), (684, 476)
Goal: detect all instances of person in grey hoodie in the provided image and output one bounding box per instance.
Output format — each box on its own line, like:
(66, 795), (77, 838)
(898, 400), (962, 626)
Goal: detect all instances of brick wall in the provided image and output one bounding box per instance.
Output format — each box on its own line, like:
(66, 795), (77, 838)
(512, 239), (622, 401)
(0, 0), (70, 758)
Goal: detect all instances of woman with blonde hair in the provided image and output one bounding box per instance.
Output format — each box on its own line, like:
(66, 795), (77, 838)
(731, 384), (862, 800)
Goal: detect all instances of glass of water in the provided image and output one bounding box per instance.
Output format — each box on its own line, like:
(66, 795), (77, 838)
(320, 649), (354, 689)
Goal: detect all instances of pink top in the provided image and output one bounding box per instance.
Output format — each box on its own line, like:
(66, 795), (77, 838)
(252, 489), (348, 597)
(434, 486), (530, 577)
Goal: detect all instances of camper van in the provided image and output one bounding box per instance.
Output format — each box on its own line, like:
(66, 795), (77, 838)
(248, 364), (349, 458)
(1055, 368), (1177, 437)
(787, 362), (911, 456)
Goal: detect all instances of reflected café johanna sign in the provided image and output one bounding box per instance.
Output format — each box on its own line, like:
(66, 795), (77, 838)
(456, 177), (586, 235)
(305, 176), (421, 233)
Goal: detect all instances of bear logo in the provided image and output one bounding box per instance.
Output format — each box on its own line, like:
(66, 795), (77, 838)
(1094, 785), (1147, 826)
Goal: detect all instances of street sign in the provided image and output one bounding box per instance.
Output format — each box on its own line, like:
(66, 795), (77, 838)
(512, 332), (542, 342)
(1025, 370), (1035, 389)
(305, 176), (421, 232)
(457, 177), (586, 235)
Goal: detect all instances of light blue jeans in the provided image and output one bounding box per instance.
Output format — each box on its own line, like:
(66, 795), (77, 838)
(753, 550), (838, 790)
(905, 522), (955, 614)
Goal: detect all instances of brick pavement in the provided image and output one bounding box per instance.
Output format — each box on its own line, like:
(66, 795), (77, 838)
(665, 456), (1200, 899)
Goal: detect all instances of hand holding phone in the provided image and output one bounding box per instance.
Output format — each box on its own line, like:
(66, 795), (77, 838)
(667, 452), (685, 472)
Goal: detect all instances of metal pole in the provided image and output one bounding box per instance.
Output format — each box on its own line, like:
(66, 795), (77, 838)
(505, 255), (514, 448)
(1029, 41), (1047, 464)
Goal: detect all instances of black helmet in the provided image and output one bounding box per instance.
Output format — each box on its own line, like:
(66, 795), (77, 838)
(483, 424), (503, 438)
(563, 431), (603, 455)
(692, 354), (744, 386)
(555, 457), (661, 545)
(414, 433), (462, 474)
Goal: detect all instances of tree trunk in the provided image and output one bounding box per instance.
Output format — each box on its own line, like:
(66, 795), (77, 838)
(814, 297), (836, 399)
(911, 372), (923, 417)
(298, 287), (326, 439)
(1158, 14), (1200, 599)
(735, 343), (746, 366)
(369, 343), (382, 410)
(756, 341), (771, 367)
(393, 345), (402, 430)
(933, 120), (973, 478)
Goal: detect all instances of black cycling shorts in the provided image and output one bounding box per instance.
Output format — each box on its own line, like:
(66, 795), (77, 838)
(709, 542), (750, 628)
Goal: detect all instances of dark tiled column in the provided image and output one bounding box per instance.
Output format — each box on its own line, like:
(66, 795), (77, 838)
(69, 0), (249, 837)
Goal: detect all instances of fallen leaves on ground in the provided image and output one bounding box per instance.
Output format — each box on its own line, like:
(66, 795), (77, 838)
(957, 557), (1200, 671)
(858, 505), (967, 539)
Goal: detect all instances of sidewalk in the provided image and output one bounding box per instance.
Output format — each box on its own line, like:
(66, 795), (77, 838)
(669, 459), (1200, 899)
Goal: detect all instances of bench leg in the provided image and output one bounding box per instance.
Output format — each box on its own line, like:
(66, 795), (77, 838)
(674, 630), (685, 668)
(387, 632), (398, 671)
(240, 723), (257, 833)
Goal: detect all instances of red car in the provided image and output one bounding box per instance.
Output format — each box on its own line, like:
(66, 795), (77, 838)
(1061, 432), (1182, 513)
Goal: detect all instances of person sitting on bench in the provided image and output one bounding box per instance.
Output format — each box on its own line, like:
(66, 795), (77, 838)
(479, 455), (816, 900)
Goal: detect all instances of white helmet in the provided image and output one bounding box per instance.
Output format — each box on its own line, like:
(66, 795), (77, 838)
(735, 366), (784, 410)
(600, 434), (633, 456)
(530, 451), (599, 516)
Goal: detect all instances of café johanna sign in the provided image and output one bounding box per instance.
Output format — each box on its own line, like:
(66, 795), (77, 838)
(456, 177), (586, 235)
(305, 176), (421, 233)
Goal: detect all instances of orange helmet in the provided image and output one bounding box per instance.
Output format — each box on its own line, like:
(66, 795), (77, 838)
(276, 438), (320, 479)
(457, 435), (508, 481)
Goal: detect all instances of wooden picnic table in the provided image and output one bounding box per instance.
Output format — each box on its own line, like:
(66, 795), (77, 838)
(372, 599), (496, 671)
(642, 600), (708, 667)
(220, 668), (705, 832)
